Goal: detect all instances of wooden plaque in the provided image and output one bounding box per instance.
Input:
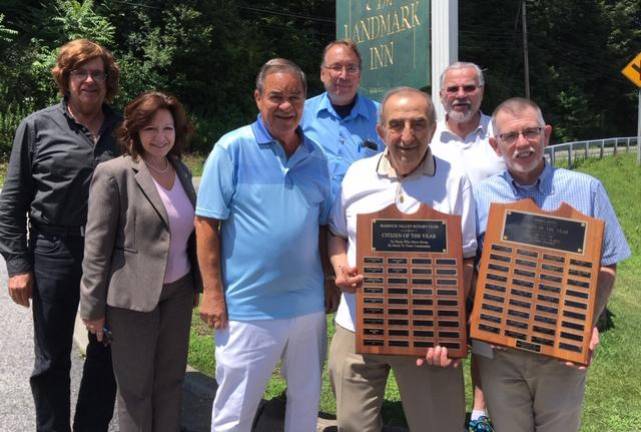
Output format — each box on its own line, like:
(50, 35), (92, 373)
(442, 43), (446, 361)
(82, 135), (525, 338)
(470, 199), (604, 366)
(356, 203), (467, 357)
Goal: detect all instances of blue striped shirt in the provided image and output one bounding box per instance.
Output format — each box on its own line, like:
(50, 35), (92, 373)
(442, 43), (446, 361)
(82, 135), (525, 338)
(475, 163), (631, 265)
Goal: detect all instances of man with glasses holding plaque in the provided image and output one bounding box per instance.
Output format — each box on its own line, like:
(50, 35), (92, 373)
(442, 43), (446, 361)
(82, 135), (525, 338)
(327, 87), (477, 432)
(302, 39), (383, 199)
(473, 97), (630, 432)
(0, 39), (119, 431)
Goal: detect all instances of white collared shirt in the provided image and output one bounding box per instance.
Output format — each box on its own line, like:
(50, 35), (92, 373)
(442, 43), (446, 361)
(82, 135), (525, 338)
(430, 113), (505, 186)
(329, 149), (477, 332)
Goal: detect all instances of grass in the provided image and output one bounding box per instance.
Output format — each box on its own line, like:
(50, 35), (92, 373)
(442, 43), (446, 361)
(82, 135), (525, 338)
(188, 312), (411, 426)
(572, 154), (641, 431)
(187, 154), (641, 430)
(0, 154), (204, 187)
(183, 152), (206, 177)
(0, 159), (6, 185)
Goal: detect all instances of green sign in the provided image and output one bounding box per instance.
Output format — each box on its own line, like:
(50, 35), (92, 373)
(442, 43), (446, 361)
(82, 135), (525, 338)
(337, 0), (431, 102)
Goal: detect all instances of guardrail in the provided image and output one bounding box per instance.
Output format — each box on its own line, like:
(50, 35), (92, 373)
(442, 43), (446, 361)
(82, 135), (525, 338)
(544, 136), (638, 168)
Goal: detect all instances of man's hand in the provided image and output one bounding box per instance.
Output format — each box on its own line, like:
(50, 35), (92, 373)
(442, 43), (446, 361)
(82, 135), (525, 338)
(195, 216), (227, 329)
(200, 290), (228, 329)
(8, 272), (34, 308)
(334, 265), (363, 293)
(324, 278), (340, 313)
(83, 316), (106, 342)
(563, 326), (599, 370)
(416, 345), (461, 368)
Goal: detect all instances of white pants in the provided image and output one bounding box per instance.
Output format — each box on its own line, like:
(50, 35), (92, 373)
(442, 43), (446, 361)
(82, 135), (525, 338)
(211, 311), (326, 432)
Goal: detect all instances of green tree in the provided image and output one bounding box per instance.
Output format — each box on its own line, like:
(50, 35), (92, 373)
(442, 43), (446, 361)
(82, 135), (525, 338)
(29, 0), (116, 105)
(0, 13), (18, 43)
(3, 0), (636, 158)
(49, 0), (115, 45)
(459, 0), (640, 142)
(106, 0), (256, 151)
(0, 13), (22, 155)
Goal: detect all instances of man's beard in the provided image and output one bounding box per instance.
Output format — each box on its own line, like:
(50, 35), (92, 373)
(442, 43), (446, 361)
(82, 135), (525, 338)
(447, 104), (475, 123)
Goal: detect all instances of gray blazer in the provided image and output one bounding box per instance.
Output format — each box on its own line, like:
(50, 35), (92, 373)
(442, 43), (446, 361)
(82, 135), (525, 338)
(80, 154), (202, 320)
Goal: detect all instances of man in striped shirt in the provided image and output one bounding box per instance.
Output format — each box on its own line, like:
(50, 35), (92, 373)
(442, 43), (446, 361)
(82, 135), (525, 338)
(472, 97), (630, 432)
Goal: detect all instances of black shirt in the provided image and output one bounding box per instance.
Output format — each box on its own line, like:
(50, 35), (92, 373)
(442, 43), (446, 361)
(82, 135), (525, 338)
(0, 99), (121, 276)
(331, 95), (357, 119)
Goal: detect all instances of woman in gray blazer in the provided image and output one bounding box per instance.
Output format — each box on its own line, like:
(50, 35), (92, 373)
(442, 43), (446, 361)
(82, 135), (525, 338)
(80, 91), (202, 432)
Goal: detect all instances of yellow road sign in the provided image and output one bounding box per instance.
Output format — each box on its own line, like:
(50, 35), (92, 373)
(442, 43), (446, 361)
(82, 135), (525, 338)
(622, 52), (641, 87)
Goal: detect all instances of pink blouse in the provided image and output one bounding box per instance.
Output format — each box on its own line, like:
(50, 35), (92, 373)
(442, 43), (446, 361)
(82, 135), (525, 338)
(152, 176), (195, 283)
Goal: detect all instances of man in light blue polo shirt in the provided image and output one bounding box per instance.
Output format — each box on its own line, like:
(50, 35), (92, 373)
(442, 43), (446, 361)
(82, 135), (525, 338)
(473, 97), (631, 432)
(195, 58), (332, 432)
(302, 39), (383, 198)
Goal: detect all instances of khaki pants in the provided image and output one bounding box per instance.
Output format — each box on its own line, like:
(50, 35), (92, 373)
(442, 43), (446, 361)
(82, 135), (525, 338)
(477, 349), (587, 432)
(328, 324), (465, 432)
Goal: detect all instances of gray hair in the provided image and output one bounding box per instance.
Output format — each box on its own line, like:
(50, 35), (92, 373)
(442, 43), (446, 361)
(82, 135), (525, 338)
(439, 61), (485, 89)
(379, 86), (436, 126)
(491, 97), (546, 135)
(255, 58), (307, 95)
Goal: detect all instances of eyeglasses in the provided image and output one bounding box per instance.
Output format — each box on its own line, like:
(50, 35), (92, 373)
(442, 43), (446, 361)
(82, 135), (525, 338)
(498, 127), (543, 144)
(444, 84), (480, 94)
(70, 69), (107, 82)
(324, 64), (360, 75)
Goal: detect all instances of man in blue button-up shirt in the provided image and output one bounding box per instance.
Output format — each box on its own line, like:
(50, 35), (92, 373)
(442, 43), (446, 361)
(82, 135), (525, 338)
(474, 97), (631, 432)
(302, 40), (384, 199)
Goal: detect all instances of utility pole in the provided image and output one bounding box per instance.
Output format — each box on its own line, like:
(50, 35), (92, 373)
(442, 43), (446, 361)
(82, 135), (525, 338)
(522, 0), (531, 100)
(637, 89), (641, 165)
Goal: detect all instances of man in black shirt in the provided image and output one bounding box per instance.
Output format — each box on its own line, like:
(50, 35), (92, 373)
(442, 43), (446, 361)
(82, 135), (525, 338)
(0, 39), (120, 432)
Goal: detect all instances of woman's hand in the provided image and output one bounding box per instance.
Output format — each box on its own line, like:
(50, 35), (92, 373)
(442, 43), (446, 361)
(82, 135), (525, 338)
(83, 317), (106, 342)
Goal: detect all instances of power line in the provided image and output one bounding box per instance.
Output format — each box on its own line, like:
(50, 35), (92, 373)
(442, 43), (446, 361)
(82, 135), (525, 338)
(108, 0), (160, 9)
(251, 22), (334, 37)
(238, 5), (334, 24)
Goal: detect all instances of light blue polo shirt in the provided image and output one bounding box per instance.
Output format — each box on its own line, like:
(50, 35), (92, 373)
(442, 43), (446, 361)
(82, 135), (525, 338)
(475, 163), (631, 265)
(302, 92), (383, 198)
(196, 116), (332, 320)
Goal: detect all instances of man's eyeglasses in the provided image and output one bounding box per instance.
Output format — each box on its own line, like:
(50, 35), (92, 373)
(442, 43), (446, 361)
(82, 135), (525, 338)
(444, 84), (480, 94)
(324, 64), (360, 75)
(498, 127), (543, 144)
(70, 69), (108, 82)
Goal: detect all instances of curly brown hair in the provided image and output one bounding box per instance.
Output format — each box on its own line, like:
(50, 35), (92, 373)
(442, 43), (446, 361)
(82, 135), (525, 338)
(118, 91), (193, 160)
(51, 39), (120, 102)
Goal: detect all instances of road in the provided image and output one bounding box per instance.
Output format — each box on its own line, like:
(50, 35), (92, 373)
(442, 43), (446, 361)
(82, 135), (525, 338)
(0, 254), (342, 432)
(0, 255), (120, 431)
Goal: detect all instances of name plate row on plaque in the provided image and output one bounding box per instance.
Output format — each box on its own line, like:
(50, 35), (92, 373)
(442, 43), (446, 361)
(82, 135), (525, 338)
(470, 199), (604, 366)
(356, 204), (467, 358)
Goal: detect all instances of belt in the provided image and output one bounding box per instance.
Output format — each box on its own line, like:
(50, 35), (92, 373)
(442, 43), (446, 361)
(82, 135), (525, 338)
(31, 222), (85, 237)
